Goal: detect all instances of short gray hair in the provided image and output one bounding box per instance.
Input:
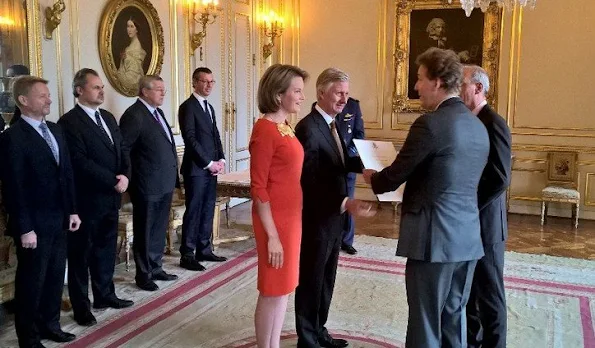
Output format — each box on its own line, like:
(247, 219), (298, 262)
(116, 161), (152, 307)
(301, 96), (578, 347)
(465, 65), (490, 94)
(138, 75), (164, 96)
(315, 68), (349, 94)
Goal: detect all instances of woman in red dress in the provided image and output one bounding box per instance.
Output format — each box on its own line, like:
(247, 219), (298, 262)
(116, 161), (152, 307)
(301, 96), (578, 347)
(250, 64), (309, 348)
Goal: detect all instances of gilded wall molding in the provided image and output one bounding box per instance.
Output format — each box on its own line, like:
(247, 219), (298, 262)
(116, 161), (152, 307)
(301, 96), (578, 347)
(169, 0), (181, 134)
(27, 0), (43, 76)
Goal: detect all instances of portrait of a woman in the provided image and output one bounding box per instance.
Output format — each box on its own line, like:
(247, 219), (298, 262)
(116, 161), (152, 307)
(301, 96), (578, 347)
(117, 18), (147, 92)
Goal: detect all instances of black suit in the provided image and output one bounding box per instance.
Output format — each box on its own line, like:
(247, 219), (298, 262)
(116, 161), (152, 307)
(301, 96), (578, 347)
(178, 95), (224, 258)
(294, 108), (362, 348)
(467, 104), (512, 348)
(58, 105), (126, 316)
(0, 118), (76, 348)
(120, 99), (179, 283)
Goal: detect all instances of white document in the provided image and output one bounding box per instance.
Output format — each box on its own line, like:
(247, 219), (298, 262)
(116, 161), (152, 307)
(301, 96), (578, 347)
(354, 139), (405, 202)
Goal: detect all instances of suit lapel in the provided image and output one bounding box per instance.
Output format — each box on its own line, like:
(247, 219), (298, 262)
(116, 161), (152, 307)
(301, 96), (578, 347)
(190, 95), (213, 129)
(138, 100), (171, 143)
(19, 119), (58, 167)
(75, 105), (115, 153)
(313, 112), (344, 166)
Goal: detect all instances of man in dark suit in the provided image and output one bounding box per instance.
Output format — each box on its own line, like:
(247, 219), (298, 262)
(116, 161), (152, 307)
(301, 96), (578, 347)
(178, 67), (226, 271)
(461, 65), (512, 348)
(1, 76), (81, 347)
(58, 69), (134, 327)
(335, 97), (365, 254)
(120, 75), (179, 291)
(295, 68), (375, 348)
(363, 48), (490, 348)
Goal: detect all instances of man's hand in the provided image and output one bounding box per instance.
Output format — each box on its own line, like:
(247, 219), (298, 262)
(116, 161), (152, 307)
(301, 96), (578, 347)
(69, 214), (82, 232)
(114, 174), (129, 193)
(208, 162), (222, 175)
(216, 159), (226, 175)
(362, 169), (377, 184)
(21, 231), (37, 249)
(345, 199), (377, 217)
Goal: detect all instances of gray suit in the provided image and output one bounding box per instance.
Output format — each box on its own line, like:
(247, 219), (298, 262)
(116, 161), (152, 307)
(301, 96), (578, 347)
(371, 97), (489, 348)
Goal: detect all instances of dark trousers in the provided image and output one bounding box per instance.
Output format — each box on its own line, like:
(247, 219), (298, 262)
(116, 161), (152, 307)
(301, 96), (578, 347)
(405, 259), (477, 348)
(14, 221), (67, 348)
(295, 232), (342, 348)
(131, 192), (173, 283)
(342, 173), (356, 246)
(467, 241), (507, 348)
(180, 174), (216, 258)
(67, 209), (118, 316)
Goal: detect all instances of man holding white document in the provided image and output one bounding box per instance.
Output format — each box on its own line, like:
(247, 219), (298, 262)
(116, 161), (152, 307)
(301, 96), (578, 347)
(362, 48), (489, 348)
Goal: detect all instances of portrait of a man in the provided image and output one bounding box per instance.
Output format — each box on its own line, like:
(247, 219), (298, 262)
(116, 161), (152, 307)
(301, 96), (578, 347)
(99, 0), (164, 97)
(408, 9), (484, 99)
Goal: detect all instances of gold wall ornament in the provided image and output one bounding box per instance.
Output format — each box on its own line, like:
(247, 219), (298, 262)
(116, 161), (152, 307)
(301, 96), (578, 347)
(391, 0), (502, 116)
(187, 0), (222, 55)
(260, 10), (284, 60)
(98, 0), (165, 97)
(44, 0), (65, 40)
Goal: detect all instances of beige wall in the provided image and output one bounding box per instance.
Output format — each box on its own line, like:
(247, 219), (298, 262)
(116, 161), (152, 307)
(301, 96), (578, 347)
(291, 0), (595, 218)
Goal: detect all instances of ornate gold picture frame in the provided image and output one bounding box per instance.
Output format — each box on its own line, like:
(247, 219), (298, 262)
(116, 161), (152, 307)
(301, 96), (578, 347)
(392, 0), (502, 113)
(98, 0), (164, 97)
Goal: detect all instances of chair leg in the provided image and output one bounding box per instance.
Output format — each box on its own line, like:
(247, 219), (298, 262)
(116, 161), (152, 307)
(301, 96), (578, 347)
(540, 201), (547, 226)
(125, 234), (130, 272)
(225, 202), (230, 228)
(574, 203), (580, 229)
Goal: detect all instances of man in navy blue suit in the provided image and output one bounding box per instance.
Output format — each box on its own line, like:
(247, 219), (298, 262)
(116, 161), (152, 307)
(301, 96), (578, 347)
(335, 97), (364, 254)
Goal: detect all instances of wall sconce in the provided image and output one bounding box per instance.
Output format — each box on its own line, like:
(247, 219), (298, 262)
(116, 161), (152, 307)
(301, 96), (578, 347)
(261, 11), (284, 60)
(188, 0), (222, 55)
(45, 0), (66, 40)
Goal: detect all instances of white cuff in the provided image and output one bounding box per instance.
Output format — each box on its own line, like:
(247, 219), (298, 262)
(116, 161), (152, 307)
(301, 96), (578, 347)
(341, 197), (349, 213)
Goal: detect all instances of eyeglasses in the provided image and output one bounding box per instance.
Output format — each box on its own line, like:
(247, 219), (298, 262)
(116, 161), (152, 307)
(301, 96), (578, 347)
(198, 79), (216, 86)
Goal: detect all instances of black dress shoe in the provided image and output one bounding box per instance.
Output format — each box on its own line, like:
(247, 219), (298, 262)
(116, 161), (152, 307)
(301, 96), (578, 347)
(33, 342), (47, 348)
(319, 337), (348, 348)
(74, 311), (97, 326)
(94, 296), (134, 309)
(180, 257), (206, 271)
(136, 279), (159, 291)
(341, 243), (357, 255)
(153, 271), (179, 281)
(40, 329), (76, 343)
(197, 253), (227, 262)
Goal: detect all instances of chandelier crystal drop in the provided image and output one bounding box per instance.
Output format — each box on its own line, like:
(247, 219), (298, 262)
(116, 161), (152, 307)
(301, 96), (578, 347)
(448, 0), (538, 17)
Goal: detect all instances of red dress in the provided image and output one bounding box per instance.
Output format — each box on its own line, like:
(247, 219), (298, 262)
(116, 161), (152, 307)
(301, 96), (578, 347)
(249, 118), (304, 296)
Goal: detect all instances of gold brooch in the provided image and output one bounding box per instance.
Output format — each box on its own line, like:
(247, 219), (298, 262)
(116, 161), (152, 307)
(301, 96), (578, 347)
(277, 123), (295, 137)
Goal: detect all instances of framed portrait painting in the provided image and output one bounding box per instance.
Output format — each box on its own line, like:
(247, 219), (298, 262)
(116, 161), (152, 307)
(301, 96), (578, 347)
(393, 0), (502, 113)
(99, 0), (164, 97)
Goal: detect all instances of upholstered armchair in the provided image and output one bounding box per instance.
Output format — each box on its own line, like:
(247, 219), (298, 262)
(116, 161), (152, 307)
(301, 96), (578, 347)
(540, 151), (580, 229)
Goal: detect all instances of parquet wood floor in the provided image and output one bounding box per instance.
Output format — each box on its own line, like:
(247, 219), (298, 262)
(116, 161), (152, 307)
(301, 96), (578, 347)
(225, 202), (595, 260)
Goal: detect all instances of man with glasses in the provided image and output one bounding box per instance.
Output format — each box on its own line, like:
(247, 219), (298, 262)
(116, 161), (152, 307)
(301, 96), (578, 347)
(178, 67), (226, 272)
(120, 75), (180, 291)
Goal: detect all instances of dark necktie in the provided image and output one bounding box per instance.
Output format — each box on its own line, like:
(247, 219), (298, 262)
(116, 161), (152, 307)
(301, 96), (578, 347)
(39, 122), (59, 163)
(153, 109), (171, 142)
(94, 111), (112, 143)
(330, 120), (345, 164)
(204, 100), (213, 122)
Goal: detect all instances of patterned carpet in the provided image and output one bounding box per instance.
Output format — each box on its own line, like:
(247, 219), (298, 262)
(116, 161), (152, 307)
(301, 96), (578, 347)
(1, 235), (595, 347)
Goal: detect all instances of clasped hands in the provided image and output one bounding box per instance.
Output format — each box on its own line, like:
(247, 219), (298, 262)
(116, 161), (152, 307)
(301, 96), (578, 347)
(209, 160), (226, 176)
(114, 174), (129, 193)
(21, 214), (81, 249)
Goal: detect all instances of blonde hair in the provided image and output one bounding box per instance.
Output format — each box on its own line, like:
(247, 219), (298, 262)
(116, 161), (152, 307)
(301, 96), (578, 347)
(12, 75), (48, 108)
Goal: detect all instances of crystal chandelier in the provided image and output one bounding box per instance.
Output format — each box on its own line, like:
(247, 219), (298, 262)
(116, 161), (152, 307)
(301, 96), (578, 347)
(448, 0), (537, 17)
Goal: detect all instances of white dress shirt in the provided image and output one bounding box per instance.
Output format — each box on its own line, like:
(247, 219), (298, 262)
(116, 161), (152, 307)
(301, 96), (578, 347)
(78, 103), (113, 143)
